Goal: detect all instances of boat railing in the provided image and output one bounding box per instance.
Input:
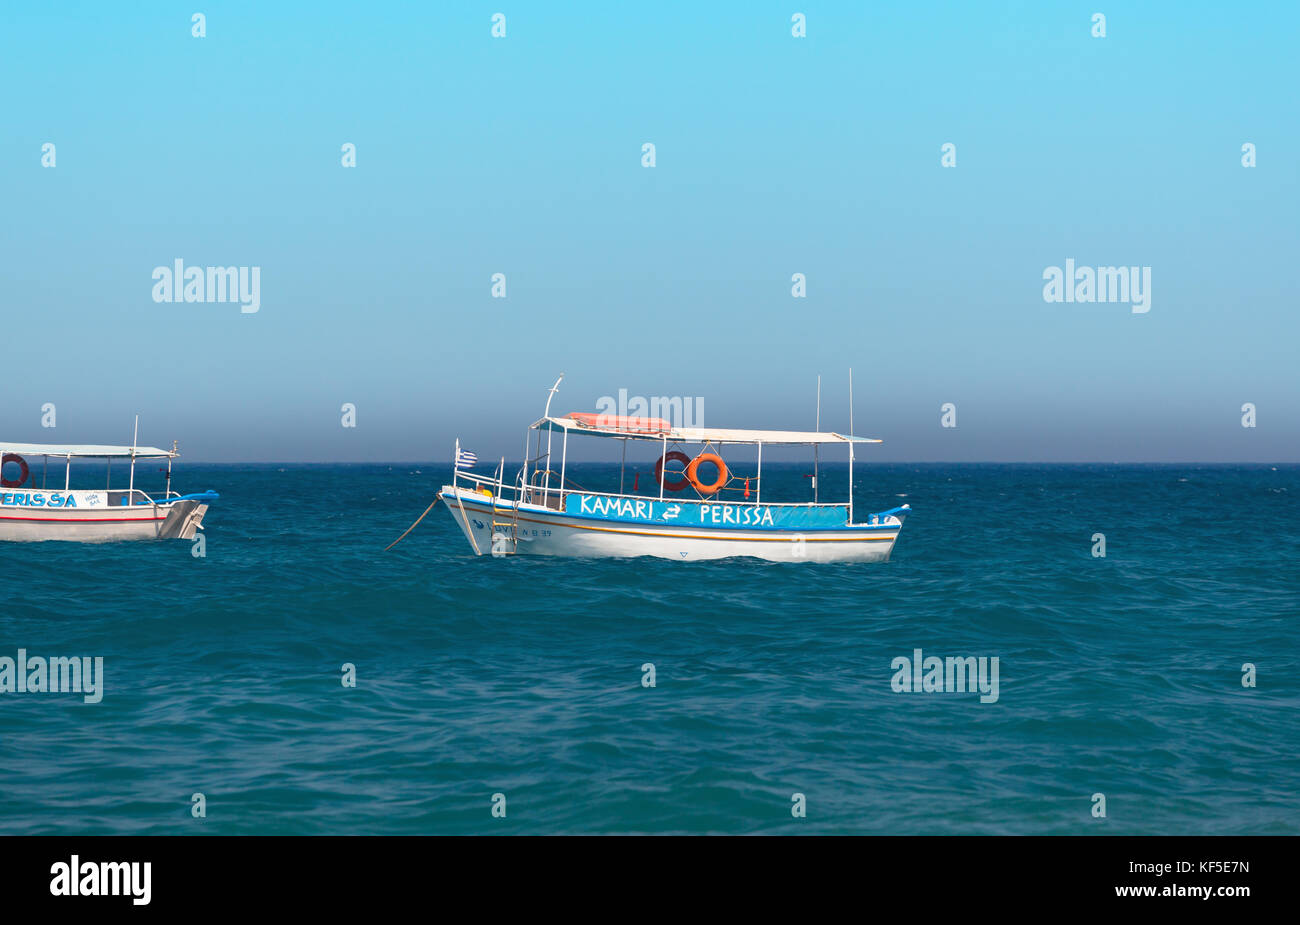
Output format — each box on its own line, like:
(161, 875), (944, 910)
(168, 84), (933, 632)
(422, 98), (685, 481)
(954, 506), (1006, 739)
(108, 488), (154, 506)
(450, 469), (846, 511)
(106, 488), (186, 507)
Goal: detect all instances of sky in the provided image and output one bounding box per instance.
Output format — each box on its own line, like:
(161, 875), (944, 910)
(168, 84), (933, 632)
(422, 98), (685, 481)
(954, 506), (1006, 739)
(1, 1), (1296, 462)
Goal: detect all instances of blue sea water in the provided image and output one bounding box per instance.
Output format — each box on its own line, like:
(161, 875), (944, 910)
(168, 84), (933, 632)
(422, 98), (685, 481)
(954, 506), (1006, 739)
(1, 463), (1297, 835)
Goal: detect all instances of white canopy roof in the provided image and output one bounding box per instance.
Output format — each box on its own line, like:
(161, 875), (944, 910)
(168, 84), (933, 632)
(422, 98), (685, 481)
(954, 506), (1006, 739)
(0, 442), (177, 459)
(532, 416), (881, 446)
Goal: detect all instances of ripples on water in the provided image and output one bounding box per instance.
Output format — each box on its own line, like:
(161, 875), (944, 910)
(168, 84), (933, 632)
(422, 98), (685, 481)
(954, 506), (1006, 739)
(2, 464), (1297, 833)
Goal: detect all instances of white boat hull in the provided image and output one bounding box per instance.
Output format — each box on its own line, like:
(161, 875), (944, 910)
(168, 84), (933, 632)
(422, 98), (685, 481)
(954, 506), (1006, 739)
(440, 488), (902, 563)
(0, 497), (210, 542)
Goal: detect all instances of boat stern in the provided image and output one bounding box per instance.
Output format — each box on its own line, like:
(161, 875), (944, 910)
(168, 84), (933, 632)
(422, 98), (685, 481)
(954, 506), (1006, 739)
(157, 490), (219, 540)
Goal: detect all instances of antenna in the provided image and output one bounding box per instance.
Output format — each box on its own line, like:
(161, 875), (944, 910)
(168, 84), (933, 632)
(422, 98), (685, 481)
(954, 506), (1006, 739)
(543, 373), (564, 419)
(541, 374), (564, 500)
(848, 368), (854, 436)
(128, 414), (139, 501)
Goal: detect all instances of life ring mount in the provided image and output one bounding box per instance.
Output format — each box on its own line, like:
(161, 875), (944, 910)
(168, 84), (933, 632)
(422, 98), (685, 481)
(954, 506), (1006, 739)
(686, 452), (728, 496)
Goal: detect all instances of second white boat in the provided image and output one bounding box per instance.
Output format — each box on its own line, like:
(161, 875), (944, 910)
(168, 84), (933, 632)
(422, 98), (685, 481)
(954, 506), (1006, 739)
(440, 380), (909, 562)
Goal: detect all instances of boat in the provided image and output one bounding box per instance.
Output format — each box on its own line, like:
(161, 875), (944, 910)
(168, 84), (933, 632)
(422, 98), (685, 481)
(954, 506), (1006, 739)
(0, 427), (217, 542)
(439, 380), (910, 562)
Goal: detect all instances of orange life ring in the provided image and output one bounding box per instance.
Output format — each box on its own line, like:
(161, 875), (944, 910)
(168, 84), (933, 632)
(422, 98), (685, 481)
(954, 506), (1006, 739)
(686, 452), (728, 495)
(2, 453), (29, 488)
(655, 451), (691, 492)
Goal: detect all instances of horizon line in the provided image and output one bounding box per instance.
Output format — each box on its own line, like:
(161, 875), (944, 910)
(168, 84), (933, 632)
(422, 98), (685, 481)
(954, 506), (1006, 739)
(164, 459), (1300, 466)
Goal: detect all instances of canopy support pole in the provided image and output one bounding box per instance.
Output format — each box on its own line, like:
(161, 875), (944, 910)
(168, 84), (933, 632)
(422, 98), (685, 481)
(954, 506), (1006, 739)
(559, 427), (568, 504)
(543, 428), (553, 504)
(848, 442), (855, 524)
(520, 430), (530, 503)
(659, 434), (666, 500)
(128, 415), (138, 505)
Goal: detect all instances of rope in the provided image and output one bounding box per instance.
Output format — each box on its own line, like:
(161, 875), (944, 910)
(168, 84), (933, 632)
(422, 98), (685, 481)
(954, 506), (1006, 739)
(455, 491), (482, 555)
(383, 496), (440, 551)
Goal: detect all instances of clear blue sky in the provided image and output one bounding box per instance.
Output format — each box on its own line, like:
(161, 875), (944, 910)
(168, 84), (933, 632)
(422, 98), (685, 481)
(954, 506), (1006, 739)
(2, 2), (1296, 462)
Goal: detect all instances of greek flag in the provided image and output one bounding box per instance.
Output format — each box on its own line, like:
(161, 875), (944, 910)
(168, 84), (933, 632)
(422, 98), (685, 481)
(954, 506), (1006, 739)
(455, 449), (478, 469)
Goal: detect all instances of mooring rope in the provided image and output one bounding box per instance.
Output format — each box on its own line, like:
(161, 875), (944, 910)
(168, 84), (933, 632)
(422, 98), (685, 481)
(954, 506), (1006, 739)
(454, 491), (481, 555)
(383, 496), (440, 551)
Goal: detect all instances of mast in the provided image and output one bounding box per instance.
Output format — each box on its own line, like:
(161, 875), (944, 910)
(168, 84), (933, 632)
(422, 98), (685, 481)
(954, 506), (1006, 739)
(128, 414), (139, 504)
(813, 375), (820, 503)
(541, 374), (563, 504)
(848, 368), (854, 437)
(847, 370), (854, 523)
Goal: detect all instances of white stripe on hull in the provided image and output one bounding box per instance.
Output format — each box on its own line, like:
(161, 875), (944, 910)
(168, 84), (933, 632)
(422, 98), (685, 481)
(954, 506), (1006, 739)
(0, 501), (210, 543)
(441, 490), (899, 563)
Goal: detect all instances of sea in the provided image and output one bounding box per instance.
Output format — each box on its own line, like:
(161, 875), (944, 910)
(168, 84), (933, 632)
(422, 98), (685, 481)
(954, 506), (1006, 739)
(2, 463), (1297, 834)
